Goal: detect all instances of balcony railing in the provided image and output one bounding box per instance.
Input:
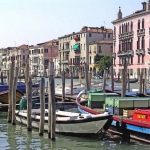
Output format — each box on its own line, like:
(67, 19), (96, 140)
(113, 35), (116, 40)
(136, 49), (145, 55)
(137, 29), (145, 36)
(119, 31), (134, 39)
(32, 63), (38, 66)
(73, 62), (80, 65)
(63, 48), (70, 52)
(117, 50), (134, 57)
(112, 53), (116, 58)
(61, 60), (69, 64)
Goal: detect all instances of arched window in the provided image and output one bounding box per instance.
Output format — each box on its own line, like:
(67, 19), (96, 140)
(142, 19), (144, 28)
(138, 20), (140, 29)
(131, 21), (133, 31)
(119, 25), (121, 34)
(90, 56), (91, 64)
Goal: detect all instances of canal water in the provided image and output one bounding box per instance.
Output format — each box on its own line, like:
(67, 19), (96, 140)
(0, 78), (149, 150)
(0, 112), (149, 150)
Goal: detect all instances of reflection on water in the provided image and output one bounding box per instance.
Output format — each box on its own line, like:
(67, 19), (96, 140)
(0, 111), (149, 150)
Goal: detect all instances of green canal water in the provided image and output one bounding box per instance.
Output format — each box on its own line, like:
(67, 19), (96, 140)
(0, 79), (149, 150)
(0, 113), (150, 150)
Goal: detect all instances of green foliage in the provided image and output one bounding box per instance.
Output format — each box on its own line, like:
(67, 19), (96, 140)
(95, 55), (113, 74)
(94, 54), (103, 63)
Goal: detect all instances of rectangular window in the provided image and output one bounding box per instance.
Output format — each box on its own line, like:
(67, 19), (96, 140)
(108, 34), (110, 38)
(98, 46), (101, 53)
(44, 49), (48, 53)
(89, 33), (92, 37)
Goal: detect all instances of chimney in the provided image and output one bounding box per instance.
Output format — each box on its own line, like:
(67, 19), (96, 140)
(142, 2), (147, 10)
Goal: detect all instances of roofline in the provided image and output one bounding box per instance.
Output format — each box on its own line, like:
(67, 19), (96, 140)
(112, 10), (150, 24)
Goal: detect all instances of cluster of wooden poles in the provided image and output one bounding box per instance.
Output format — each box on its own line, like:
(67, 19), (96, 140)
(7, 60), (56, 141)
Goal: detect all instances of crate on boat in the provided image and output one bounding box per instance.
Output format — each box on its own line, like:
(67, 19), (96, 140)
(123, 109), (134, 117)
(134, 98), (149, 108)
(88, 93), (119, 108)
(105, 97), (120, 107)
(114, 107), (133, 116)
(114, 98), (134, 108)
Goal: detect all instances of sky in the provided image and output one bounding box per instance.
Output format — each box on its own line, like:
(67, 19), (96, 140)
(0, 0), (143, 48)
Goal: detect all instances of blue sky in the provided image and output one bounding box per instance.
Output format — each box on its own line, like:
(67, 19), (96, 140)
(0, 0), (143, 47)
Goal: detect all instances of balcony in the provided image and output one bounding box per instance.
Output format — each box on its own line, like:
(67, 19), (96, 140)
(32, 63), (38, 66)
(117, 50), (134, 57)
(113, 35), (116, 40)
(112, 53), (116, 58)
(137, 29), (145, 36)
(73, 62), (80, 65)
(63, 48), (70, 52)
(61, 60), (69, 64)
(136, 49), (145, 55)
(74, 36), (80, 41)
(119, 31), (134, 39)
(148, 48), (150, 54)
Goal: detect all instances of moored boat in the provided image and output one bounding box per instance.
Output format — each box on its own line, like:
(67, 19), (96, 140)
(15, 109), (113, 136)
(0, 89), (23, 104)
(110, 109), (150, 143)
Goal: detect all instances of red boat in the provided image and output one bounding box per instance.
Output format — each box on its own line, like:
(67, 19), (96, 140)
(76, 91), (150, 143)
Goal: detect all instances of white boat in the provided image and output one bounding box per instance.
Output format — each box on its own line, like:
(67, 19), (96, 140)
(15, 109), (112, 135)
(55, 83), (122, 95)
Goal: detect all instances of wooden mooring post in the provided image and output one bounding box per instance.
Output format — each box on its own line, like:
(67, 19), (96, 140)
(121, 69), (125, 97)
(110, 66), (114, 92)
(27, 77), (32, 131)
(84, 63), (90, 91)
(48, 62), (56, 140)
(139, 71), (143, 93)
(62, 70), (65, 102)
(102, 69), (106, 92)
(88, 71), (91, 90)
(12, 67), (19, 125)
(70, 72), (73, 96)
(39, 77), (45, 135)
(7, 61), (14, 123)
(1, 71), (4, 85)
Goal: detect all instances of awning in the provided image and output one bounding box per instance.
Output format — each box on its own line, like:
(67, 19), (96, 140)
(72, 44), (80, 50)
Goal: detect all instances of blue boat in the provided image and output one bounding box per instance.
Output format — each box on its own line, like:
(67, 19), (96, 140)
(0, 81), (40, 93)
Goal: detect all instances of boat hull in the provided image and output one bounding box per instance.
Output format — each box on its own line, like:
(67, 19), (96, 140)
(0, 90), (23, 104)
(15, 110), (111, 135)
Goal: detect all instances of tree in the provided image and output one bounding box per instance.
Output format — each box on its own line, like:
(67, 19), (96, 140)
(94, 54), (103, 64)
(95, 55), (113, 75)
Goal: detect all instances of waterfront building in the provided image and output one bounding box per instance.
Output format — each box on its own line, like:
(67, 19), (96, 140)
(112, 1), (150, 78)
(10, 44), (29, 76)
(29, 40), (58, 76)
(58, 26), (113, 76)
(89, 40), (113, 76)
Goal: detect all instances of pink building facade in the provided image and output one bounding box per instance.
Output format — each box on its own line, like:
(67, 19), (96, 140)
(112, 1), (150, 78)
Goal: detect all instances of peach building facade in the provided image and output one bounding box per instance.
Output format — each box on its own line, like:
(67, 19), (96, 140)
(112, 1), (150, 78)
